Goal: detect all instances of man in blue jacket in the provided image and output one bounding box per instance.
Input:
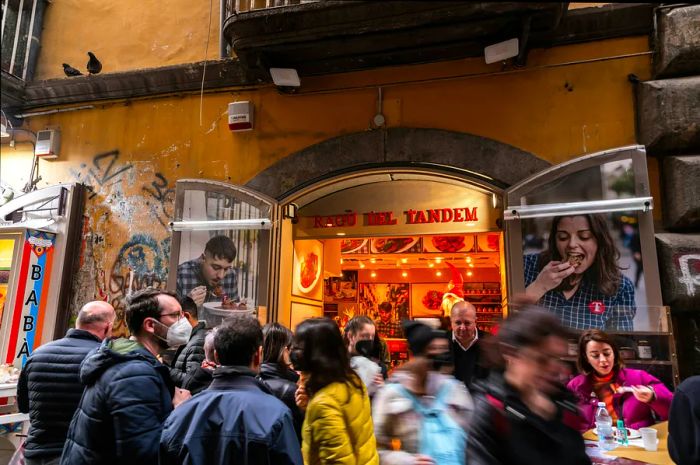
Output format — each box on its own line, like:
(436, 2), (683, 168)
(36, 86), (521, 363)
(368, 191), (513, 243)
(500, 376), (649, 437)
(18, 301), (115, 465)
(160, 314), (303, 465)
(60, 289), (192, 465)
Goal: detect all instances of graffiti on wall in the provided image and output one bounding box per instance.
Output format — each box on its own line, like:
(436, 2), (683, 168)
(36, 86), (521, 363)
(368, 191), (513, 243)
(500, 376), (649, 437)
(66, 148), (177, 335)
(143, 172), (176, 231)
(106, 234), (171, 334)
(678, 254), (700, 297)
(69, 150), (134, 199)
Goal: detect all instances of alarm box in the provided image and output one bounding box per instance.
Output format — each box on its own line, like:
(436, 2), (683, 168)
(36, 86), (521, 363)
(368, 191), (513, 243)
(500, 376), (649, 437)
(35, 129), (60, 158)
(228, 101), (254, 132)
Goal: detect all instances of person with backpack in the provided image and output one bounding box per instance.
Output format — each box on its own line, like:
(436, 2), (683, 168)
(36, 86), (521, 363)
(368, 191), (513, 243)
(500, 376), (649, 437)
(467, 307), (590, 465)
(372, 320), (473, 465)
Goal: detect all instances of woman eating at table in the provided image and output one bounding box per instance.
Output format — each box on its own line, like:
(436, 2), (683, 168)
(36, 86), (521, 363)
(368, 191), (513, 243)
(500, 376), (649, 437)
(567, 329), (673, 431)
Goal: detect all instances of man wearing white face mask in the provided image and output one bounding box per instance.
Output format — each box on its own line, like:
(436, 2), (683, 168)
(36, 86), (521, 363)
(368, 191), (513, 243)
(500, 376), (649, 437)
(60, 288), (192, 465)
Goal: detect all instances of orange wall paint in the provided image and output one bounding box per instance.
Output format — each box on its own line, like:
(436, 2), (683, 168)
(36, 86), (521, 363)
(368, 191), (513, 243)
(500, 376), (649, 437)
(35, 0), (222, 80)
(0, 36), (655, 333)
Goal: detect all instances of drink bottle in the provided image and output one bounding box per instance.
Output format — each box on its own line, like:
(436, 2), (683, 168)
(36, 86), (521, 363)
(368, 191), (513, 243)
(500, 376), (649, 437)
(595, 402), (616, 451)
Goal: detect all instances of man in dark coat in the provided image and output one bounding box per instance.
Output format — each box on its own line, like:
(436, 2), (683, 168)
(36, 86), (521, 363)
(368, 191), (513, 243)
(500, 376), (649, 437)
(170, 296), (207, 387)
(17, 301), (115, 465)
(669, 375), (700, 465)
(160, 314), (302, 465)
(449, 301), (488, 389)
(60, 289), (191, 465)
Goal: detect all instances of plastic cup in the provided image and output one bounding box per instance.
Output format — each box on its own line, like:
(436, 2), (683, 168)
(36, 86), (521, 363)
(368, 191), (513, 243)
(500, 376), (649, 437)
(639, 428), (658, 452)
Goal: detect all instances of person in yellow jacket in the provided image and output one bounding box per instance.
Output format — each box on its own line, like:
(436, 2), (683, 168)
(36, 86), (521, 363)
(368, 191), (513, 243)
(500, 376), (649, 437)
(291, 318), (379, 465)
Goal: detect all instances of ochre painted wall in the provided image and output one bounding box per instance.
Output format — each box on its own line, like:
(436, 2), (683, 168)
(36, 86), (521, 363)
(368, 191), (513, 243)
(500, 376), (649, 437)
(35, 0), (222, 80)
(1, 36), (653, 334)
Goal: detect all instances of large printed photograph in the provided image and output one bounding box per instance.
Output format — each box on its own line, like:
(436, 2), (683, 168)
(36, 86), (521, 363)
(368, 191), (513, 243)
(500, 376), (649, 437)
(521, 212), (645, 332)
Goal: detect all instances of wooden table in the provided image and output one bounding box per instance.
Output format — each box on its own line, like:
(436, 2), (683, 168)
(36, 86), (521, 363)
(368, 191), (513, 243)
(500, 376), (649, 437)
(583, 422), (673, 465)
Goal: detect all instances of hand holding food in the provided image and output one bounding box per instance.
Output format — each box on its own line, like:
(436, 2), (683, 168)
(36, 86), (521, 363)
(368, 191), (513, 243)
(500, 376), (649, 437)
(189, 286), (207, 306)
(631, 385), (655, 403)
(533, 261), (576, 294)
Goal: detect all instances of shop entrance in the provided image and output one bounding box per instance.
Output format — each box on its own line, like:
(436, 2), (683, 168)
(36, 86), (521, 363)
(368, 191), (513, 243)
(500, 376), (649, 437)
(277, 167), (507, 366)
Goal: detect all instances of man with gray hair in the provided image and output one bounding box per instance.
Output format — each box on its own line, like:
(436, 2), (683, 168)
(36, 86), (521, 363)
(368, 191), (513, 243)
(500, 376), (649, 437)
(17, 301), (116, 465)
(449, 300), (488, 389)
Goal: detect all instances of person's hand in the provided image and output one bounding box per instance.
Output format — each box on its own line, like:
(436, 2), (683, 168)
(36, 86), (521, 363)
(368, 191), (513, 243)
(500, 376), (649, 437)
(413, 455), (436, 465)
(295, 385), (309, 411)
(373, 373), (384, 388)
(531, 261), (576, 294)
(188, 286), (207, 306)
(173, 388), (192, 408)
(631, 385), (655, 403)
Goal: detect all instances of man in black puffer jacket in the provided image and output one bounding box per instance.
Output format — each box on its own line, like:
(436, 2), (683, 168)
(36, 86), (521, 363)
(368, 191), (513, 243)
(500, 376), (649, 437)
(169, 297), (207, 387)
(60, 289), (192, 465)
(17, 301), (116, 465)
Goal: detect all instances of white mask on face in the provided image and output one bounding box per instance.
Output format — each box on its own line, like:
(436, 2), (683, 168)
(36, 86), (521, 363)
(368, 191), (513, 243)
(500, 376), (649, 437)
(153, 317), (192, 348)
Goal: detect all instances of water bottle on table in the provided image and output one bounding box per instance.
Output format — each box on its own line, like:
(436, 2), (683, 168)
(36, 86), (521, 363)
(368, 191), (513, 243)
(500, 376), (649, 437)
(595, 402), (616, 451)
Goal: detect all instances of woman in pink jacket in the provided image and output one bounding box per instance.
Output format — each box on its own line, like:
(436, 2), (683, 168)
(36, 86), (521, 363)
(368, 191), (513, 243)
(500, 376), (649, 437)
(567, 329), (672, 431)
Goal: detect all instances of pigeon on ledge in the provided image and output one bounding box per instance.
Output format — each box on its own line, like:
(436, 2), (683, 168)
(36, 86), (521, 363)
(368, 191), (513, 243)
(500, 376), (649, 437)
(87, 51), (102, 75)
(63, 63), (82, 76)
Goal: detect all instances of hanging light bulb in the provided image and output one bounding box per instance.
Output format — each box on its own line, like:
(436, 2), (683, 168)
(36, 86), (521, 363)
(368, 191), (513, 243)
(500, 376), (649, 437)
(359, 263), (366, 269)
(467, 271), (473, 277)
(371, 271), (377, 278)
(466, 256), (472, 263)
(468, 263), (474, 268)
(436, 271), (442, 277)
(428, 263), (434, 268)
(401, 258), (408, 264)
(370, 258), (376, 264)
(401, 271), (408, 278)
(435, 257), (442, 264)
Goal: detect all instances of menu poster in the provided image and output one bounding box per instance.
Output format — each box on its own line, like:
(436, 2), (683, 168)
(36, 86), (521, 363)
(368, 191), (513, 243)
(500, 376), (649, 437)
(359, 283), (409, 338)
(411, 283), (445, 318)
(292, 240), (324, 301)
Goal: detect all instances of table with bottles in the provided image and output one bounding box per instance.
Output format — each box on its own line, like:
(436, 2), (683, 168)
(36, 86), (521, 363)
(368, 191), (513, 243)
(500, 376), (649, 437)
(583, 421), (673, 465)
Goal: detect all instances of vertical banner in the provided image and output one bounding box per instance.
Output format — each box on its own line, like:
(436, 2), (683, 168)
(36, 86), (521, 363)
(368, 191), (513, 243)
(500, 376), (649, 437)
(4, 230), (55, 367)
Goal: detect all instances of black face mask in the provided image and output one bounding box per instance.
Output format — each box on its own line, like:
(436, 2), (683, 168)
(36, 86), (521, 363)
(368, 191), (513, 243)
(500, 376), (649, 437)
(355, 339), (376, 358)
(428, 351), (453, 371)
(289, 348), (306, 372)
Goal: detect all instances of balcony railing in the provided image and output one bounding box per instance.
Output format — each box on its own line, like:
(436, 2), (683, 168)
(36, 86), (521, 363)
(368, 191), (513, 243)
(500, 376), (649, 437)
(225, 0), (317, 14)
(1, 0), (46, 81)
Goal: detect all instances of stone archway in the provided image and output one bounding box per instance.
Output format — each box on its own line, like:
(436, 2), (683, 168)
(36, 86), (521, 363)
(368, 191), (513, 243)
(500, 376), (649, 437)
(245, 128), (550, 199)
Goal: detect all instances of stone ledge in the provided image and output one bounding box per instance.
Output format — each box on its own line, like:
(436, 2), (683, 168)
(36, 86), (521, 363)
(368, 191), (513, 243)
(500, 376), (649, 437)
(662, 155), (700, 231)
(654, 5), (700, 79)
(637, 77), (700, 155)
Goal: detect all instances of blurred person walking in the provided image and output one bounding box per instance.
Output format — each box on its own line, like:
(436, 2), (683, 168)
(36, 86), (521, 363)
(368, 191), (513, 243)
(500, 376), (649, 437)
(468, 308), (590, 465)
(160, 315), (302, 465)
(60, 289), (191, 465)
(259, 322), (305, 438)
(372, 321), (472, 465)
(17, 301), (115, 465)
(668, 375), (700, 465)
(292, 318), (379, 465)
(567, 329), (672, 431)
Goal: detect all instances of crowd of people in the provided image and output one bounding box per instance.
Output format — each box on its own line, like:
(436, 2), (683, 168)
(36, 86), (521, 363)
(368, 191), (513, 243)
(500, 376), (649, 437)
(14, 287), (700, 465)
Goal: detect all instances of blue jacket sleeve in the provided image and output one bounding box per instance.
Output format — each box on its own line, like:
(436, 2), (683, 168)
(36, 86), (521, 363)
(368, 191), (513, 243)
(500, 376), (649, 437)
(270, 410), (303, 465)
(108, 364), (172, 465)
